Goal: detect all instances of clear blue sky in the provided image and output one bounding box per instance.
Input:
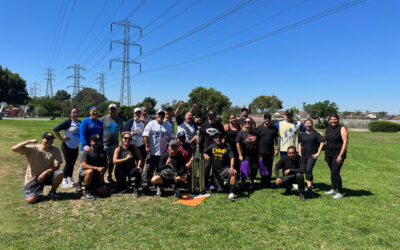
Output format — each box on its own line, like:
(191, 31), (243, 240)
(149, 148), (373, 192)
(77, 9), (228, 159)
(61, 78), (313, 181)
(1, 0), (399, 114)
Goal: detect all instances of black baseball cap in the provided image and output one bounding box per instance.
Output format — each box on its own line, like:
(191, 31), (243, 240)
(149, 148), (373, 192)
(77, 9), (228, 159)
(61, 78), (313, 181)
(176, 131), (186, 139)
(90, 134), (101, 141)
(168, 139), (178, 147)
(285, 109), (294, 116)
(42, 132), (55, 139)
(213, 131), (223, 139)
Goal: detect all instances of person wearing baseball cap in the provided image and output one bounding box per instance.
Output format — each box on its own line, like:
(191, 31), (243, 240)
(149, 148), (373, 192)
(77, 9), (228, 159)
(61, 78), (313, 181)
(275, 109), (305, 158)
(100, 103), (124, 184)
(151, 139), (186, 197)
(79, 106), (103, 151)
(12, 132), (64, 204)
(142, 108), (174, 192)
(78, 134), (108, 200)
(123, 107), (146, 160)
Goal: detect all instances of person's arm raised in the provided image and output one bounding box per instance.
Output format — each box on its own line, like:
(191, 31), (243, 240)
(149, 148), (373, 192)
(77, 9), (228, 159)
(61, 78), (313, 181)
(12, 139), (37, 153)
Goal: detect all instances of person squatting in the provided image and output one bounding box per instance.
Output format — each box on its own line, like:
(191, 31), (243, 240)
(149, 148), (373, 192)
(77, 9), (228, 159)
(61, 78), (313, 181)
(13, 103), (348, 204)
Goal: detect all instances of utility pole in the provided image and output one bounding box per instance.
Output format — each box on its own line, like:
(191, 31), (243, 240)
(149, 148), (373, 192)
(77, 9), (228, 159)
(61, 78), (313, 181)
(67, 64), (85, 97)
(110, 18), (142, 106)
(97, 72), (105, 96)
(44, 67), (55, 97)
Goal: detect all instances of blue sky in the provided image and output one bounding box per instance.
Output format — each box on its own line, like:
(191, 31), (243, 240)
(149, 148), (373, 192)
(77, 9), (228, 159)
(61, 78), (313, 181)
(1, 0), (399, 114)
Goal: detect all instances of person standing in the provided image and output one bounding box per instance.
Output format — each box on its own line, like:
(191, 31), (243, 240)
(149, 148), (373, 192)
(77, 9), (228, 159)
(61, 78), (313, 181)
(224, 114), (240, 181)
(236, 117), (258, 189)
(100, 103), (124, 184)
(237, 107), (253, 128)
(53, 108), (81, 188)
(324, 114), (348, 199)
(163, 107), (174, 133)
(275, 146), (306, 201)
(113, 132), (143, 198)
(123, 107), (146, 160)
(256, 112), (279, 187)
(142, 110), (174, 191)
(12, 132), (64, 204)
(298, 118), (325, 193)
(80, 106), (103, 151)
(275, 109), (305, 157)
(140, 106), (152, 124)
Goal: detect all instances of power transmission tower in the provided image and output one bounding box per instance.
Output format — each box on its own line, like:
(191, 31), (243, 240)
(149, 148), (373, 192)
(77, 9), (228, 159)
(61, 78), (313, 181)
(44, 68), (55, 97)
(67, 64), (85, 97)
(97, 72), (105, 96)
(30, 82), (39, 97)
(110, 18), (142, 106)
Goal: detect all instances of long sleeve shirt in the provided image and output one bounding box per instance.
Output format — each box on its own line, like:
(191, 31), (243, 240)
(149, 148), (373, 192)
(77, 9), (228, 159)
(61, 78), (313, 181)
(79, 117), (103, 151)
(274, 155), (304, 178)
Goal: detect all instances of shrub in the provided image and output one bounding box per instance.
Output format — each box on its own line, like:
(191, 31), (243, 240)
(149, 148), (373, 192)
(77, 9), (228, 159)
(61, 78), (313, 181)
(315, 123), (327, 129)
(368, 121), (400, 132)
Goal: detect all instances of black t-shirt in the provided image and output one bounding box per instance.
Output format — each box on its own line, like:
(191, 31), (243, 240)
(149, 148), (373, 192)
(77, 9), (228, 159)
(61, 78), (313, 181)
(158, 152), (186, 176)
(325, 125), (346, 158)
(256, 124), (278, 155)
(235, 130), (258, 159)
(200, 119), (224, 150)
(274, 155), (303, 178)
(299, 130), (324, 158)
(116, 145), (139, 168)
(205, 143), (234, 173)
(80, 148), (107, 167)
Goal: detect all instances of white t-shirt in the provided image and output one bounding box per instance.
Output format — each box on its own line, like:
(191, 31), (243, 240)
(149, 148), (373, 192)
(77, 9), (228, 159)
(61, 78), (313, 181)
(143, 120), (174, 156)
(64, 120), (81, 149)
(130, 120), (145, 147)
(177, 122), (196, 141)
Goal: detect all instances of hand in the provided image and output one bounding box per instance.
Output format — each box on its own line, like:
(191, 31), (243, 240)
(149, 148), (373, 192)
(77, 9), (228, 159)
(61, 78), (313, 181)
(84, 145), (90, 151)
(145, 146), (150, 153)
(178, 102), (184, 108)
(312, 153), (319, 159)
(37, 174), (45, 183)
(274, 149), (279, 156)
(276, 178), (282, 186)
(166, 157), (172, 165)
(239, 155), (243, 161)
(29, 139), (37, 143)
(192, 103), (197, 109)
(229, 168), (237, 176)
(63, 137), (71, 142)
(125, 153), (133, 160)
(204, 154), (210, 161)
(206, 104), (211, 111)
(259, 155), (263, 161)
(137, 166), (142, 172)
(336, 155), (343, 164)
(98, 167), (106, 174)
(284, 169), (290, 175)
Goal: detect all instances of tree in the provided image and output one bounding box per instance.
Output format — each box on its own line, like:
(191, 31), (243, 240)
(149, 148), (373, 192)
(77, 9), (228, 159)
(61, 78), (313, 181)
(290, 106), (299, 116)
(54, 90), (71, 102)
(136, 97), (157, 115)
(187, 87), (231, 116)
(303, 100), (339, 123)
(71, 88), (107, 116)
(28, 97), (62, 117)
(0, 66), (29, 105)
(249, 95), (283, 114)
(376, 111), (388, 120)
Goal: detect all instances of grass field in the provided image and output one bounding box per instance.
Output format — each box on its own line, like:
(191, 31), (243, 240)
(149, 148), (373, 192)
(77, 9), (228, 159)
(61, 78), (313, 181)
(1, 119), (400, 249)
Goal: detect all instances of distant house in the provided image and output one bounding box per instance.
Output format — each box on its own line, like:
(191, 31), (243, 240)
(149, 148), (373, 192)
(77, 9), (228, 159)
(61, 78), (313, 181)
(391, 115), (400, 121)
(366, 113), (377, 119)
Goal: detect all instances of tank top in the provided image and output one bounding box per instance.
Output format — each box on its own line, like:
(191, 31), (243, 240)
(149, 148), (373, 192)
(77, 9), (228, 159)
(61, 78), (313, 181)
(226, 124), (239, 156)
(325, 125), (346, 158)
(117, 145), (138, 168)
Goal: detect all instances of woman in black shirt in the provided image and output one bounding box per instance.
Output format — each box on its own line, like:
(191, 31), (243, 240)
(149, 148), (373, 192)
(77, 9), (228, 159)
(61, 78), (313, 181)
(224, 114), (240, 178)
(324, 114), (348, 199)
(298, 118), (325, 193)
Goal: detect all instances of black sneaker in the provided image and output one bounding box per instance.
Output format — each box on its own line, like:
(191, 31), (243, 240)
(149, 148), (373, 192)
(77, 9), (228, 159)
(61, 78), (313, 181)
(81, 191), (96, 201)
(75, 181), (83, 193)
(133, 189), (140, 199)
(48, 191), (61, 201)
(174, 189), (182, 198)
(306, 187), (313, 195)
(283, 187), (292, 195)
(299, 192), (306, 201)
(107, 176), (116, 184)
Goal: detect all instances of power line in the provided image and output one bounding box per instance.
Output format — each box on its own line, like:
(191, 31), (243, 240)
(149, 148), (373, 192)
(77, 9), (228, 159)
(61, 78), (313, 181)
(47, 0), (68, 66)
(141, 0), (368, 73)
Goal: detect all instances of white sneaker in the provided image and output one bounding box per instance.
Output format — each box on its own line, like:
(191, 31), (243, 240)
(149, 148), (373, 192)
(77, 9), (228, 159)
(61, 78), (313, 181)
(228, 193), (235, 202)
(156, 187), (163, 196)
(325, 189), (336, 195)
(67, 177), (75, 187)
(61, 178), (69, 189)
(333, 193), (344, 199)
(292, 184), (298, 190)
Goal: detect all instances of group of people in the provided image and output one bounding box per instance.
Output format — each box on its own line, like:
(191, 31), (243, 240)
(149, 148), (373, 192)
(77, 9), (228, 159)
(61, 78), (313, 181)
(12, 103), (348, 204)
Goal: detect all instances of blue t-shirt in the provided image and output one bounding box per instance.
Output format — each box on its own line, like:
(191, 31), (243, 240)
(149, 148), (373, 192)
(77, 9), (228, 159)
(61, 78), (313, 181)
(80, 117), (103, 151)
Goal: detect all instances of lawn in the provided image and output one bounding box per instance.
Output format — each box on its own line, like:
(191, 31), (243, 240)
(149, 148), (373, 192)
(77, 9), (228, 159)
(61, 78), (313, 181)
(0, 119), (399, 249)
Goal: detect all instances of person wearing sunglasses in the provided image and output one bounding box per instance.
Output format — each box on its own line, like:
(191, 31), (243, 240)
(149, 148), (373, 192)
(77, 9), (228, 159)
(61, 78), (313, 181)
(113, 132), (143, 198)
(12, 132), (64, 204)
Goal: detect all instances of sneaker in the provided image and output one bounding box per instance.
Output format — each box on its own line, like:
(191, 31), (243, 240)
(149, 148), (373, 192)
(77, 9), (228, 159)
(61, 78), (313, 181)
(67, 177), (75, 187)
(228, 193), (235, 202)
(156, 187), (163, 196)
(61, 178), (69, 189)
(292, 184), (298, 190)
(299, 192), (306, 202)
(133, 189), (140, 199)
(75, 181), (83, 193)
(174, 189), (182, 198)
(306, 187), (313, 194)
(107, 176), (116, 184)
(325, 189), (336, 195)
(48, 191), (61, 201)
(126, 184), (134, 192)
(283, 187), (292, 195)
(209, 185), (215, 192)
(81, 191), (96, 201)
(333, 193), (344, 199)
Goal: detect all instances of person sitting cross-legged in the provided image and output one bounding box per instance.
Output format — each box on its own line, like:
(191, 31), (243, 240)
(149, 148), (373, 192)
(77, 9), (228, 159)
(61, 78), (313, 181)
(12, 132), (64, 204)
(78, 134), (108, 201)
(274, 146), (306, 201)
(204, 132), (237, 202)
(151, 140), (187, 198)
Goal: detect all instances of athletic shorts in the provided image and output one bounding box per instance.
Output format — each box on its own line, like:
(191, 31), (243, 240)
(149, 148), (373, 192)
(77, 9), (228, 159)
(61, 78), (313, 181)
(79, 168), (104, 191)
(24, 170), (63, 198)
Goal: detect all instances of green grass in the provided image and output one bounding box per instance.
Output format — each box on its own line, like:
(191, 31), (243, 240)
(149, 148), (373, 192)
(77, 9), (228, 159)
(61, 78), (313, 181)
(1, 120), (400, 249)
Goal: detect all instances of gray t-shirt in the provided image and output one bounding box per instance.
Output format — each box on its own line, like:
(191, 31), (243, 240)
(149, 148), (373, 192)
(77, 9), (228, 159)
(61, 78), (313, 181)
(100, 115), (123, 146)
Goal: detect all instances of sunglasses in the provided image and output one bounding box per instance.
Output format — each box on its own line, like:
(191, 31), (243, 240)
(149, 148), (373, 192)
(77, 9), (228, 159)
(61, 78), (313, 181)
(244, 121), (252, 123)
(123, 137), (132, 140)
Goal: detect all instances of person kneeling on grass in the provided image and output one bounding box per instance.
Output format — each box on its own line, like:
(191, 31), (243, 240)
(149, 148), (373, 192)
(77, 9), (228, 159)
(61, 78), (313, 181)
(274, 146), (306, 201)
(12, 132), (64, 204)
(204, 132), (237, 202)
(151, 140), (186, 198)
(113, 132), (143, 198)
(78, 134), (108, 201)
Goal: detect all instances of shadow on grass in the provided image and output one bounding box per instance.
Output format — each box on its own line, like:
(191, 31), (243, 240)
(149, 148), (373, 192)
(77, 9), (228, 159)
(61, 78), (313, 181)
(313, 182), (374, 197)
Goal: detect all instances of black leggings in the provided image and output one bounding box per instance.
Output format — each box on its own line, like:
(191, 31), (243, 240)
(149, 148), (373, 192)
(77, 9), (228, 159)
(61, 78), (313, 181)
(325, 156), (344, 193)
(115, 165), (142, 191)
(243, 156), (258, 182)
(260, 154), (274, 184)
(60, 142), (79, 178)
(300, 157), (317, 182)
